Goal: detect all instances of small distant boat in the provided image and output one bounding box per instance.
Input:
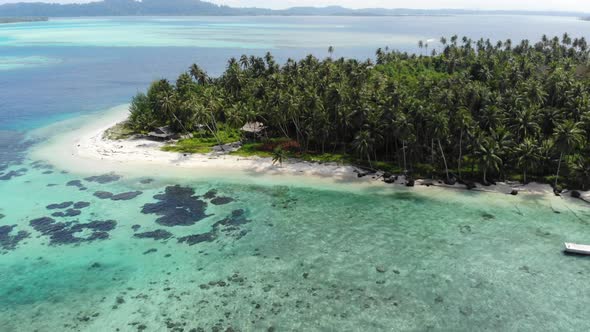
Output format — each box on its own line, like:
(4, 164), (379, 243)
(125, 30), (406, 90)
(564, 243), (590, 255)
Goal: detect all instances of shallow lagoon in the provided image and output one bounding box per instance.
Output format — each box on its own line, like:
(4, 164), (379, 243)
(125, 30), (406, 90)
(1, 15), (590, 331)
(1, 156), (589, 331)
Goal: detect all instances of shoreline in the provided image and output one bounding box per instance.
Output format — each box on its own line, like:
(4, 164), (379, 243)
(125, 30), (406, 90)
(29, 104), (590, 202)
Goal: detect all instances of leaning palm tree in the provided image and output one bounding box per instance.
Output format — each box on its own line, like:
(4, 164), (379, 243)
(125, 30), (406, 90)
(515, 139), (541, 183)
(158, 90), (188, 133)
(553, 120), (585, 186)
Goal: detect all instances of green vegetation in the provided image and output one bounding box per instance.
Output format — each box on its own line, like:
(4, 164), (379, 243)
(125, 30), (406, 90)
(103, 121), (135, 140)
(128, 34), (590, 189)
(162, 126), (241, 153)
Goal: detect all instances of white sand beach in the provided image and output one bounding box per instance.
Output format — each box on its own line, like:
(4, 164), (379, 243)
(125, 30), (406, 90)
(28, 104), (590, 202)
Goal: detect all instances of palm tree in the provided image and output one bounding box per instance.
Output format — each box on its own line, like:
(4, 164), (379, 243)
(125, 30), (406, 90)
(189, 64), (208, 85)
(476, 137), (503, 185)
(352, 130), (374, 168)
(430, 111), (450, 183)
(509, 107), (540, 142)
(272, 147), (287, 166)
(553, 120), (585, 186)
(328, 46), (335, 58)
(515, 139), (541, 183)
(570, 155), (590, 190)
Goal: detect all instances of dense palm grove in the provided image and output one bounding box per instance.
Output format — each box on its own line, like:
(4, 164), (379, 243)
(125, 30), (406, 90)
(128, 34), (590, 189)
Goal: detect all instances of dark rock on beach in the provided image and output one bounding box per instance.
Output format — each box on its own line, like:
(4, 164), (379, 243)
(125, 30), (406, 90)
(141, 185), (211, 227)
(133, 229), (173, 240)
(510, 190), (519, 196)
(405, 178), (415, 187)
(465, 181), (477, 190)
(571, 190), (581, 199)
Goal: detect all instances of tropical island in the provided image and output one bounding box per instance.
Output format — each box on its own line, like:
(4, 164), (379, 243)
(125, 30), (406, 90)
(0, 16), (47, 24)
(98, 34), (590, 195)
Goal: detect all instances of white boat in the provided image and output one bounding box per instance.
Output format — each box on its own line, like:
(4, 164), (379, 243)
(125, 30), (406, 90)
(564, 243), (590, 255)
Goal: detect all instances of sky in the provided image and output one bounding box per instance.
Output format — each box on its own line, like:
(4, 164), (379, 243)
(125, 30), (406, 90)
(0, 0), (589, 12)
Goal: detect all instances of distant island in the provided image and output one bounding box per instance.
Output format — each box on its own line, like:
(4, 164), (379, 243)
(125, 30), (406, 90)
(0, 16), (47, 24)
(0, 0), (588, 17)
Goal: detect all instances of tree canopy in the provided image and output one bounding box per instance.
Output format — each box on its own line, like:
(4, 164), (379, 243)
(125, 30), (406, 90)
(128, 34), (590, 189)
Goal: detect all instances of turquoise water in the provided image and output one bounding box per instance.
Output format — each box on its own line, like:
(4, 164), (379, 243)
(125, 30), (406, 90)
(1, 16), (590, 331)
(1, 159), (589, 331)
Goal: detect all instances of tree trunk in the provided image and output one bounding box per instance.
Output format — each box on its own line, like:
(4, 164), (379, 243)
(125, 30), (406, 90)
(431, 139), (435, 179)
(438, 139), (450, 182)
(555, 152), (564, 187)
(523, 169), (527, 184)
(483, 168), (487, 185)
(402, 140), (407, 173)
(458, 129), (463, 177)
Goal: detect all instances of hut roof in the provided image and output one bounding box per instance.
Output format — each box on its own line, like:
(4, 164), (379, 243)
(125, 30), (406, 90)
(241, 122), (265, 133)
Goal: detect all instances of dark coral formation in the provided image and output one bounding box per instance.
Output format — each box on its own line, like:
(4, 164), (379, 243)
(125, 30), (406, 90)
(0, 168), (27, 181)
(177, 209), (251, 246)
(139, 178), (154, 184)
(84, 173), (121, 184)
(111, 191), (143, 201)
(211, 209), (250, 240)
(46, 201), (74, 210)
(66, 180), (87, 191)
(29, 217), (116, 245)
(73, 201), (91, 209)
(133, 229), (173, 240)
(67, 180), (84, 188)
(30, 160), (53, 170)
(141, 185), (210, 227)
(0, 225), (30, 251)
(51, 209), (82, 218)
(94, 191), (113, 199)
(210, 196), (234, 205)
(177, 232), (216, 245)
(203, 189), (217, 199)
(94, 191), (142, 201)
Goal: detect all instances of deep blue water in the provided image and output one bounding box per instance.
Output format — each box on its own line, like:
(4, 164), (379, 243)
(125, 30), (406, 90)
(0, 15), (589, 167)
